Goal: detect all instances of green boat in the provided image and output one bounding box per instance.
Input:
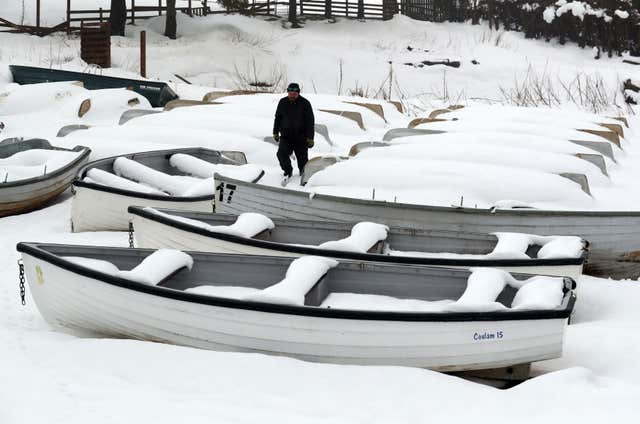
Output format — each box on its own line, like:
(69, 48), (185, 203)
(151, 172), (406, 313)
(9, 65), (179, 108)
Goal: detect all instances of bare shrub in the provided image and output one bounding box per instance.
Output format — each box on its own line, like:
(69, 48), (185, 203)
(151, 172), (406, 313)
(232, 57), (287, 92)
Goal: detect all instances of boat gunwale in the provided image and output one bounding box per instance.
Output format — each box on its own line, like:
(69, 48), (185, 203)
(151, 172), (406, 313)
(17, 242), (576, 322)
(72, 148), (263, 202)
(127, 206), (587, 267)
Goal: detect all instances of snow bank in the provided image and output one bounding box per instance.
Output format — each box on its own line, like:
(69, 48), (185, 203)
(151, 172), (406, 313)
(0, 81), (87, 115)
(489, 233), (585, 259)
(0, 149), (83, 182)
(170, 153), (263, 181)
(511, 276), (565, 310)
(62, 256), (120, 276)
(144, 207), (274, 238)
(85, 168), (168, 196)
(244, 256), (338, 306)
(118, 249), (194, 286)
(113, 157), (200, 196)
(318, 222), (389, 253)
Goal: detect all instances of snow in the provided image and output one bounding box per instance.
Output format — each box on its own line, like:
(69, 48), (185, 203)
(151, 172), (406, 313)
(118, 249), (194, 286)
(62, 256), (120, 276)
(185, 285), (261, 299)
(0, 148), (83, 182)
(446, 268), (509, 312)
(144, 207), (274, 238)
(170, 153), (264, 182)
(243, 256), (338, 306)
(511, 277), (566, 310)
(113, 157), (201, 196)
(85, 168), (168, 195)
(490, 233), (585, 259)
(321, 293), (455, 311)
(1, 4), (640, 422)
(318, 222), (389, 253)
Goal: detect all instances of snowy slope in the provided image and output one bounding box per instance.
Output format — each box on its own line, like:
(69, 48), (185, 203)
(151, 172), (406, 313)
(1, 6), (640, 424)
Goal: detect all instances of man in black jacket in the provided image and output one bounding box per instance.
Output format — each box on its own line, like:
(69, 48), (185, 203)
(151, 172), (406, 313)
(273, 83), (314, 184)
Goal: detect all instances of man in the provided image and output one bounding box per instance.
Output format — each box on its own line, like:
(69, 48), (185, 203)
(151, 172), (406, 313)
(273, 82), (314, 185)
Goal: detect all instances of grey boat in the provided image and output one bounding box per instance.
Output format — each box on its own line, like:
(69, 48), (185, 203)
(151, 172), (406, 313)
(128, 206), (587, 278)
(0, 138), (91, 217)
(214, 173), (640, 279)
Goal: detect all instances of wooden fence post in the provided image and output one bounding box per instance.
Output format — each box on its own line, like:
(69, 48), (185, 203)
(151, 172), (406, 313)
(67, 0), (71, 34)
(132, 0), (136, 25)
(140, 30), (146, 78)
(325, 0), (331, 18)
(204, 0), (208, 15)
(36, 0), (41, 29)
(357, 0), (364, 19)
(99, 7), (103, 23)
(159, 0), (163, 16)
(189, 0), (193, 16)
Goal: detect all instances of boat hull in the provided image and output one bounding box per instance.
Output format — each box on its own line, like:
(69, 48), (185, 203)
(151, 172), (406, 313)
(131, 211), (584, 279)
(21, 250), (568, 370)
(9, 65), (178, 107)
(72, 185), (214, 232)
(214, 174), (640, 279)
(1, 141), (90, 217)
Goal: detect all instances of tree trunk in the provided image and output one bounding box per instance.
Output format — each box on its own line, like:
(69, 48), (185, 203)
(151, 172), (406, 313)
(110, 0), (126, 36)
(165, 0), (177, 39)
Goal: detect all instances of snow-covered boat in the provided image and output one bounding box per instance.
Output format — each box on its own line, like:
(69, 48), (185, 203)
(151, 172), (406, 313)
(71, 148), (263, 232)
(17, 242), (576, 371)
(0, 138), (90, 217)
(128, 206), (588, 278)
(214, 173), (640, 279)
(9, 65), (179, 107)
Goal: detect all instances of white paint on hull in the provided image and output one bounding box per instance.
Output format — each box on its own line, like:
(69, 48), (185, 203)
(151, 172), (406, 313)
(22, 253), (567, 370)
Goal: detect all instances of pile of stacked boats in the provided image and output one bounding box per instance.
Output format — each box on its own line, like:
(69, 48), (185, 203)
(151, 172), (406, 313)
(8, 106), (639, 381)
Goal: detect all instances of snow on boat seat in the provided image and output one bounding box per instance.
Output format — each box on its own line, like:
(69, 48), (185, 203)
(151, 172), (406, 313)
(321, 268), (567, 312)
(63, 256), (121, 276)
(169, 153), (264, 182)
(186, 285), (262, 299)
(317, 222), (389, 253)
(113, 157), (201, 196)
(144, 207), (275, 238)
(63, 249), (193, 286)
(488, 232), (585, 260)
(243, 256), (339, 306)
(85, 168), (167, 196)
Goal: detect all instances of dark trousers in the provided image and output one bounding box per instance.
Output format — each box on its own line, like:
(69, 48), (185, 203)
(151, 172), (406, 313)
(277, 139), (308, 176)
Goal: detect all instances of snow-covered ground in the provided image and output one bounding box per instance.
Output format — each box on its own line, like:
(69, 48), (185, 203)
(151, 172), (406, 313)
(2, 5), (640, 423)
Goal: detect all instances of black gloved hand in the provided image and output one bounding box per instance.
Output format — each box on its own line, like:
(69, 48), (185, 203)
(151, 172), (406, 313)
(273, 133), (280, 142)
(307, 138), (314, 148)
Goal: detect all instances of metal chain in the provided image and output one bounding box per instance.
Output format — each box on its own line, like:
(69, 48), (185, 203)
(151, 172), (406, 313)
(128, 222), (135, 248)
(17, 259), (25, 306)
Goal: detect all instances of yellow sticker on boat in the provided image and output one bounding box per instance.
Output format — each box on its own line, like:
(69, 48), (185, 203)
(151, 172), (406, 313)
(36, 265), (44, 285)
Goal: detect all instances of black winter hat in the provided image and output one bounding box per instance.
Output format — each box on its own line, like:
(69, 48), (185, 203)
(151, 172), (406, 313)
(286, 82), (301, 92)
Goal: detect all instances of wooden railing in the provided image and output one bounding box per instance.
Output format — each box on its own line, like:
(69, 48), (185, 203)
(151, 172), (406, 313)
(68, 2), (212, 31)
